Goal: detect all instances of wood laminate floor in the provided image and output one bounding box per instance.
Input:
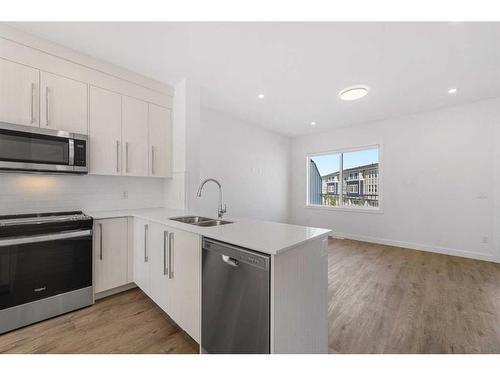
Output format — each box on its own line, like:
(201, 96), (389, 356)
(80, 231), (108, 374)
(1, 238), (500, 354)
(328, 238), (500, 353)
(0, 288), (198, 354)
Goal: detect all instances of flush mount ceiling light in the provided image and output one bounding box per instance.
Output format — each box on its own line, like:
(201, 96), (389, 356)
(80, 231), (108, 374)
(310, 121), (316, 127)
(257, 93), (265, 99)
(338, 85), (369, 101)
(448, 88), (458, 94)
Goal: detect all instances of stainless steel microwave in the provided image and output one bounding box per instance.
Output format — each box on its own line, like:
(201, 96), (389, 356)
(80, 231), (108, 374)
(0, 122), (88, 174)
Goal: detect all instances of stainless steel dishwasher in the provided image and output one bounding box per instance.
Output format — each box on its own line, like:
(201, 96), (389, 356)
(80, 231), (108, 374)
(202, 238), (270, 354)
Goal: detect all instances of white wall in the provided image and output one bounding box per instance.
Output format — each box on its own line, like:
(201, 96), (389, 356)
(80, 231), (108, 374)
(0, 174), (164, 215)
(164, 79), (201, 211)
(494, 113), (500, 263)
(197, 107), (290, 222)
(290, 98), (500, 262)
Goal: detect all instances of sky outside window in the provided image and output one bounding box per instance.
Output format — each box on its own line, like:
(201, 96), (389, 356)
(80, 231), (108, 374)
(311, 148), (378, 176)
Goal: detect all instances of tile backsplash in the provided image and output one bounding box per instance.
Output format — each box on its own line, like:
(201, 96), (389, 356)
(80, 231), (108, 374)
(0, 174), (165, 215)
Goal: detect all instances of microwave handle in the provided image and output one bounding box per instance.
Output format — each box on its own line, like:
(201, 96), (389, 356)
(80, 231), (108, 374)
(69, 139), (75, 166)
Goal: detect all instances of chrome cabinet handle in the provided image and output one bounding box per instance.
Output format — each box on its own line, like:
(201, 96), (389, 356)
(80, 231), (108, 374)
(168, 232), (174, 279)
(99, 223), (103, 261)
(45, 86), (50, 126)
(144, 224), (149, 262)
(151, 146), (155, 175)
(116, 140), (120, 173)
(30, 83), (35, 124)
(125, 142), (129, 173)
(163, 230), (168, 276)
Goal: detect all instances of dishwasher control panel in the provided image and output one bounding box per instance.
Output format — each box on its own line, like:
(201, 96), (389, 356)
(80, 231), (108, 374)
(239, 253), (266, 267)
(202, 238), (270, 270)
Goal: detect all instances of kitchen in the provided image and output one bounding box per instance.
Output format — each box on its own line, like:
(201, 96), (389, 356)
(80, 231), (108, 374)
(1, 6), (500, 373)
(0, 22), (330, 354)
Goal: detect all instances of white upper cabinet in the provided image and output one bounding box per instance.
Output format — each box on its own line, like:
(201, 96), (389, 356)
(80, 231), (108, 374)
(122, 96), (149, 177)
(40, 71), (88, 134)
(89, 90), (173, 178)
(1, 36), (173, 177)
(0, 58), (39, 127)
(89, 86), (122, 176)
(93, 218), (128, 294)
(148, 104), (172, 178)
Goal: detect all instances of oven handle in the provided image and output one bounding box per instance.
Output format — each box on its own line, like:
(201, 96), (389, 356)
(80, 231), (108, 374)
(0, 229), (92, 247)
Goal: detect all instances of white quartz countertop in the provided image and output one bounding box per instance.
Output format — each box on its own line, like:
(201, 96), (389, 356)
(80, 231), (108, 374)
(87, 207), (331, 255)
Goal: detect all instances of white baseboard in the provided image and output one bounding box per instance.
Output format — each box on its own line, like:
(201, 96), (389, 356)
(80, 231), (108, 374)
(95, 283), (137, 300)
(329, 232), (499, 264)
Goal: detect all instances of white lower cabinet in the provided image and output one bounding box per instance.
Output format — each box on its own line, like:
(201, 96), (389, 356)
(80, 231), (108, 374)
(132, 218), (201, 343)
(148, 222), (169, 312)
(133, 217), (151, 296)
(166, 228), (201, 342)
(93, 218), (128, 294)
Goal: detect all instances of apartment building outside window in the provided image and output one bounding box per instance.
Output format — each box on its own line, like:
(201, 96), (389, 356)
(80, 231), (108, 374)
(307, 146), (380, 210)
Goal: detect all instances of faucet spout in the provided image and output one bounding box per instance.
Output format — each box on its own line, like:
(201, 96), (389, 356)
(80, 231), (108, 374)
(196, 178), (227, 218)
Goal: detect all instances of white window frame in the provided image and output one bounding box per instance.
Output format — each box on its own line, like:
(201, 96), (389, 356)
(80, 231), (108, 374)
(305, 144), (383, 214)
(347, 184), (358, 194)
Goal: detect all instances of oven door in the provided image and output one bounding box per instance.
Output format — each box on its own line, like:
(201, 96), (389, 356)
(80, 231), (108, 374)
(0, 123), (74, 173)
(0, 230), (92, 310)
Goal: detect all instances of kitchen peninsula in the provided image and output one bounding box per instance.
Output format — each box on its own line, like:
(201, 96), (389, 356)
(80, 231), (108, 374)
(88, 207), (331, 354)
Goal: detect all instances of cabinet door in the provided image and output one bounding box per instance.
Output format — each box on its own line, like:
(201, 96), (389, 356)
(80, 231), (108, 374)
(133, 218), (151, 296)
(40, 71), (88, 134)
(89, 86), (122, 175)
(93, 218), (128, 294)
(167, 228), (201, 342)
(148, 104), (172, 177)
(122, 96), (149, 177)
(148, 222), (170, 312)
(0, 58), (39, 127)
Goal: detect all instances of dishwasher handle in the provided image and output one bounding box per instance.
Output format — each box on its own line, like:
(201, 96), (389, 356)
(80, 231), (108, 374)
(221, 255), (239, 267)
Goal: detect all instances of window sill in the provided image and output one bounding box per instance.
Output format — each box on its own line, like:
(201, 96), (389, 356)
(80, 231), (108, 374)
(305, 204), (384, 214)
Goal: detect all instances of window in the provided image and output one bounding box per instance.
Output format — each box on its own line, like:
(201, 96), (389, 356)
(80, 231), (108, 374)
(347, 184), (359, 193)
(307, 146), (380, 210)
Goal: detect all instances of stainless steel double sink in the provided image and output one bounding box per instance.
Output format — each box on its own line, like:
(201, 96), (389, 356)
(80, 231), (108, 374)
(169, 216), (233, 227)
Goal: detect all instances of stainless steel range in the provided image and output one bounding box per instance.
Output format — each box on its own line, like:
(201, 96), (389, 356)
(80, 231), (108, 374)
(0, 211), (94, 334)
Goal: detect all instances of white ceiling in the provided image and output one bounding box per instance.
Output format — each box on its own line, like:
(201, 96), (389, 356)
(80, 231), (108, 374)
(7, 22), (500, 136)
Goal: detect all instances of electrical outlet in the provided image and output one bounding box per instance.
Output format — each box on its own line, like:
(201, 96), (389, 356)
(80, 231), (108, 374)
(122, 191), (128, 200)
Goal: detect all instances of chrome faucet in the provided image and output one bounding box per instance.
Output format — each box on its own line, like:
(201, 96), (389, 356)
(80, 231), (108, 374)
(196, 178), (227, 219)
